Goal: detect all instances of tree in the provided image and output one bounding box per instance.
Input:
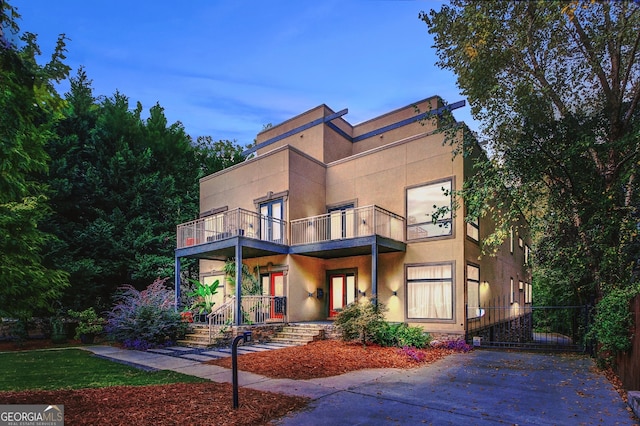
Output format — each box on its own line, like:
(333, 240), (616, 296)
(0, 2), (69, 318)
(422, 1), (640, 306)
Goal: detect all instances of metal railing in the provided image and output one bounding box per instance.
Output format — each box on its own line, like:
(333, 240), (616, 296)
(240, 296), (286, 325)
(466, 301), (590, 352)
(207, 296), (286, 341)
(290, 205), (405, 245)
(176, 208), (287, 248)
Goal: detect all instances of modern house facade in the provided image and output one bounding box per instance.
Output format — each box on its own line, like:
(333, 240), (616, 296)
(175, 96), (532, 340)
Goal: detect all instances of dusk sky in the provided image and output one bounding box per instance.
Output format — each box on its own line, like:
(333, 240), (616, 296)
(13, 1), (477, 147)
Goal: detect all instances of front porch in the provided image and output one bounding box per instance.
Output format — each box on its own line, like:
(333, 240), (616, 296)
(174, 204), (406, 327)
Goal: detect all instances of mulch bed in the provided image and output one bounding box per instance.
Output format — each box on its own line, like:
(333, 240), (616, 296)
(0, 339), (455, 425)
(206, 340), (456, 380)
(0, 383), (309, 426)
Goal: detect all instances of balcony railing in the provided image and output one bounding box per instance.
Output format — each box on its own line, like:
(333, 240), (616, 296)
(177, 208), (287, 248)
(290, 205), (405, 245)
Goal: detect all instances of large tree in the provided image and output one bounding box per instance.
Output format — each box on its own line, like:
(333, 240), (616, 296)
(43, 68), (247, 309)
(0, 2), (69, 318)
(422, 1), (640, 306)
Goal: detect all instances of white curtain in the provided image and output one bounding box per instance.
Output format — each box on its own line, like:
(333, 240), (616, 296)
(407, 264), (452, 319)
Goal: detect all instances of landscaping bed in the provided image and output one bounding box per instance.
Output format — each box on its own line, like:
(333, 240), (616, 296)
(0, 339), (461, 424)
(207, 339), (458, 380)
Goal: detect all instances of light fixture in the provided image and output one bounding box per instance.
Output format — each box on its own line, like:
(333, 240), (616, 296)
(308, 291), (314, 297)
(358, 290), (366, 296)
(392, 290), (398, 296)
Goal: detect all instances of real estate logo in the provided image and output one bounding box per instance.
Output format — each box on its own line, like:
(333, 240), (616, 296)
(0, 405), (64, 426)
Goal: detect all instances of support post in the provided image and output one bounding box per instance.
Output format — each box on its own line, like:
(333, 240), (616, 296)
(371, 242), (378, 303)
(235, 243), (242, 326)
(174, 256), (181, 312)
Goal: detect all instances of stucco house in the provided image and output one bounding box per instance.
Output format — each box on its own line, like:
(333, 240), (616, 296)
(175, 95), (531, 341)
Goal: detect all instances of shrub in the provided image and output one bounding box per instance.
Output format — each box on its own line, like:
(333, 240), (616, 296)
(588, 284), (640, 366)
(373, 322), (431, 348)
(394, 324), (431, 348)
(335, 298), (387, 346)
(68, 307), (105, 340)
(106, 279), (187, 349)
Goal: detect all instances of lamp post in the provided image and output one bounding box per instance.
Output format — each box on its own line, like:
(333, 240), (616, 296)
(232, 331), (252, 409)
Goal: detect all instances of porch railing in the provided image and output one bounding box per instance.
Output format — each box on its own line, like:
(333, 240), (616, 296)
(290, 205), (405, 245)
(177, 208), (287, 248)
(207, 296), (286, 341)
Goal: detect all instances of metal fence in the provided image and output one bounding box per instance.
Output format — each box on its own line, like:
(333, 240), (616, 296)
(466, 303), (591, 353)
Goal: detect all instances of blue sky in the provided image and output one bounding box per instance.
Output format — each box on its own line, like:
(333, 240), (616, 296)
(13, 0), (476, 147)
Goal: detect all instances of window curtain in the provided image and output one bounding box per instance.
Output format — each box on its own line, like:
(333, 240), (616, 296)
(407, 264), (452, 319)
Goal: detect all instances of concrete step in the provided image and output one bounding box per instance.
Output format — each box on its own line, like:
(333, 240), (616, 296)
(176, 339), (215, 349)
(268, 337), (311, 345)
(279, 327), (323, 335)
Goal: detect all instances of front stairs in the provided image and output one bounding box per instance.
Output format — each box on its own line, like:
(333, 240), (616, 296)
(177, 324), (221, 348)
(178, 322), (335, 348)
(268, 323), (326, 345)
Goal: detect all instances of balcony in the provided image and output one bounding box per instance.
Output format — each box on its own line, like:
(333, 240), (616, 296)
(176, 207), (287, 249)
(176, 205), (405, 259)
(290, 205), (404, 245)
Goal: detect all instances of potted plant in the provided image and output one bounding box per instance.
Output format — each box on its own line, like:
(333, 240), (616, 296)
(186, 279), (219, 322)
(68, 308), (105, 344)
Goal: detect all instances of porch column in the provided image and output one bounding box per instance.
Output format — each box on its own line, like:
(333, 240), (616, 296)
(235, 242), (243, 326)
(174, 256), (181, 312)
(371, 242), (378, 304)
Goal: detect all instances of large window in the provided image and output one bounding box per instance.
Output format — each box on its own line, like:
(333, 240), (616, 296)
(406, 180), (452, 240)
(467, 264), (481, 319)
(407, 263), (453, 320)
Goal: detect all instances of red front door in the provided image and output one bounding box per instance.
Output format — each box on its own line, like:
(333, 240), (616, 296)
(270, 272), (285, 318)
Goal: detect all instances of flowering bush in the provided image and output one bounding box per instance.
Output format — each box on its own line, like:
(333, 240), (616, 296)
(106, 279), (186, 349)
(397, 346), (426, 362)
(432, 339), (473, 353)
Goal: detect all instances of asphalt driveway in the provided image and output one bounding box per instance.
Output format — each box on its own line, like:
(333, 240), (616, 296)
(274, 350), (635, 425)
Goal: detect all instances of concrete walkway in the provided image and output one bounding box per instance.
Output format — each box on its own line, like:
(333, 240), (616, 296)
(84, 346), (637, 425)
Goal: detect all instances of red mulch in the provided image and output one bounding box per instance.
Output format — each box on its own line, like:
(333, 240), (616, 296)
(0, 339), (456, 425)
(207, 340), (455, 379)
(0, 383), (308, 426)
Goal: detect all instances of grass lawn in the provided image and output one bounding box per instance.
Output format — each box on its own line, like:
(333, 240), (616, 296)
(0, 348), (208, 392)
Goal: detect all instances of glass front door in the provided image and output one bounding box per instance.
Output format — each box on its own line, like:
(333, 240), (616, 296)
(260, 199), (283, 243)
(329, 273), (356, 317)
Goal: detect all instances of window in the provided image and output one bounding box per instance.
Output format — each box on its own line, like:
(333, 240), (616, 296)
(518, 236), (523, 248)
(466, 216), (479, 241)
(407, 179), (452, 240)
(260, 199), (284, 243)
(526, 283), (533, 304)
(467, 264), (481, 319)
(524, 245), (530, 265)
(407, 263), (453, 320)
(510, 227), (514, 254)
(510, 278), (514, 304)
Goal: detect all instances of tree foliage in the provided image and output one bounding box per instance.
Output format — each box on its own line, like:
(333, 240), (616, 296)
(42, 70), (246, 309)
(0, 3), (69, 318)
(422, 1), (640, 306)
